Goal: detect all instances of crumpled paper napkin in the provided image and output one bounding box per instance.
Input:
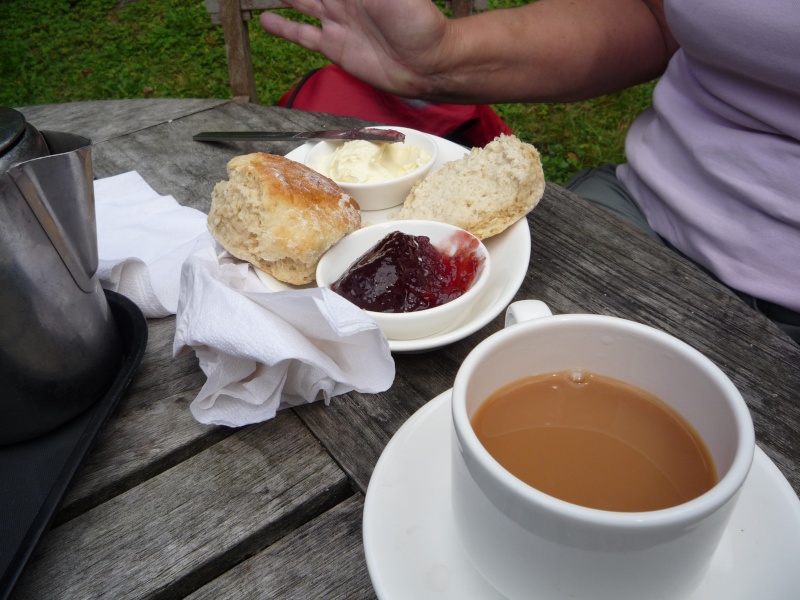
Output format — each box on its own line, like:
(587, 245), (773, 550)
(94, 171), (395, 427)
(173, 246), (395, 426)
(95, 171), (212, 318)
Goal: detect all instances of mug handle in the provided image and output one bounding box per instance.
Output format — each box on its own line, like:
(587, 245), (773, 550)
(504, 300), (552, 327)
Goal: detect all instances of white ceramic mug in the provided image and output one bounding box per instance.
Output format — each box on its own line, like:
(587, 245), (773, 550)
(450, 300), (755, 600)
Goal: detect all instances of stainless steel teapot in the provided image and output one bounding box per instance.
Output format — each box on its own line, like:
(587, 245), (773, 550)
(0, 107), (122, 445)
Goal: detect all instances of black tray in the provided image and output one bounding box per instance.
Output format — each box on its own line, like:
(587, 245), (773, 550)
(0, 290), (147, 600)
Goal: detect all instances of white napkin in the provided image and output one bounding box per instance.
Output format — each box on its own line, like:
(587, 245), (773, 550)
(94, 171), (395, 427)
(95, 171), (212, 318)
(173, 246), (395, 426)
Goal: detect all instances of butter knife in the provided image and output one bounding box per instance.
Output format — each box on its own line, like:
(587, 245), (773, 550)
(193, 127), (405, 143)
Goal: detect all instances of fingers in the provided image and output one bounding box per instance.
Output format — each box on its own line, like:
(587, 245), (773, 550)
(260, 12), (323, 53)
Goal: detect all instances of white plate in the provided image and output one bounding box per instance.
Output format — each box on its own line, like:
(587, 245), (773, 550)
(259, 136), (532, 353)
(363, 390), (800, 599)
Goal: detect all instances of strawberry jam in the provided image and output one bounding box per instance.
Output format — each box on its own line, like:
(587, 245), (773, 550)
(331, 230), (485, 313)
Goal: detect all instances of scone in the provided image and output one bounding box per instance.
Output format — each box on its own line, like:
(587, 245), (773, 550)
(396, 134), (544, 239)
(208, 153), (361, 285)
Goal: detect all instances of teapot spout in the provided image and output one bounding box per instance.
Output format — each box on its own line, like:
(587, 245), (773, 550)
(7, 132), (97, 292)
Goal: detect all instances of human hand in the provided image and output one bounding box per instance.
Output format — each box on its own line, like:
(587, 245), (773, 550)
(259, 0), (449, 97)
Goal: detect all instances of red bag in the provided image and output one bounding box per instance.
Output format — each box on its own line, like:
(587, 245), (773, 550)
(278, 65), (513, 147)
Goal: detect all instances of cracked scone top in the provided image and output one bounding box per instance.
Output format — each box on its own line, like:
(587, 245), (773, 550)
(208, 152), (361, 285)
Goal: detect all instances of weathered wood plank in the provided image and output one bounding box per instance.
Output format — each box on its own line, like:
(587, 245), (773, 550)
(187, 495), (375, 599)
(11, 413), (352, 600)
(55, 363), (227, 524)
(18, 99), (229, 144)
(294, 352), (464, 493)
(53, 317), (223, 522)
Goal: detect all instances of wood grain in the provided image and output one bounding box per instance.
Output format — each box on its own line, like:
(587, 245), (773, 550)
(13, 413), (352, 599)
(187, 495), (375, 599)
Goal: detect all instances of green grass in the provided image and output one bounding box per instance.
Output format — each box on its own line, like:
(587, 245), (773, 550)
(0, 0), (653, 184)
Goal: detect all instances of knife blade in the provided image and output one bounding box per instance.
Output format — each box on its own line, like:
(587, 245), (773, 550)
(193, 127), (405, 143)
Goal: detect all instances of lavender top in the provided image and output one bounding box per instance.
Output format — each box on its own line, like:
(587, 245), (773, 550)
(617, 0), (800, 311)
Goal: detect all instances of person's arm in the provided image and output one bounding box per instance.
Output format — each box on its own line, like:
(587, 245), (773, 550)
(430, 0), (678, 103)
(260, 0), (678, 104)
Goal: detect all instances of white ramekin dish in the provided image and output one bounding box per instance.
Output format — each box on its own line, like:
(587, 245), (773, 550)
(304, 126), (438, 211)
(316, 220), (490, 341)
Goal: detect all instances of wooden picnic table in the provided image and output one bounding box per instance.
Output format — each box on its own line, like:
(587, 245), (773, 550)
(8, 99), (800, 599)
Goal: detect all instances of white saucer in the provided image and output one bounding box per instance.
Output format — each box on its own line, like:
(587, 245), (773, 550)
(363, 391), (800, 599)
(259, 136), (532, 353)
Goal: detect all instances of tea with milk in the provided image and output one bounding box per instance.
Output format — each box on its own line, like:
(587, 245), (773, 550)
(471, 369), (717, 511)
